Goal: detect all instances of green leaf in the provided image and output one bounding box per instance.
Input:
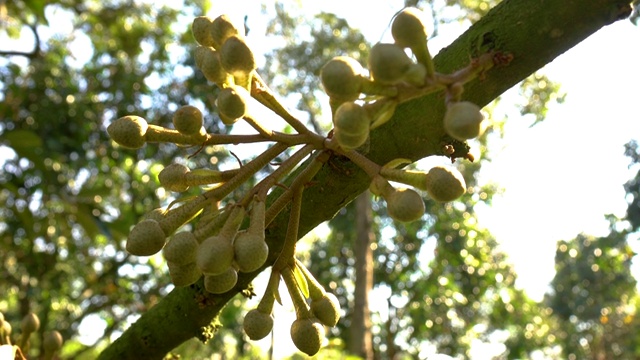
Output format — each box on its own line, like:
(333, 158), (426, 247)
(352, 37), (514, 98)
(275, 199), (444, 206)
(293, 263), (310, 299)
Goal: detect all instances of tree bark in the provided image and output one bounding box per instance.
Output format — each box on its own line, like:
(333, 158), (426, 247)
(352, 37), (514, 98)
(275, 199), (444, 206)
(98, 0), (633, 358)
(350, 192), (375, 359)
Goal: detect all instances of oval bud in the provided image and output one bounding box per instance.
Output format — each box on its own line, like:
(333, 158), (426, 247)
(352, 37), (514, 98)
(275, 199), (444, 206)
(368, 43), (413, 85)
(310, 293), (341, 327)
(290, 318), (324, 356)
(197, 235), (235, 275)
(385, 187), (425, 222)
(126, 219), (166, 256)
(234, 230), (269, 273)
(21, 313), (40, 334)
(194, 46), (231, 86)
(43, 330), (63, 354)
(163, 231), (199, 265)
(211, 15), (241, 50)
(167, 261), (202, 287)
(333, 102), (371, 150)
(220, 35), (256, 76)
(158, 163), (190, 192)
(172, 105), (203, 135)
(216, 85), (250, 124)
(192, 16), (215, 47)
(204, 267), (238, 294)
(320, 56), (364, 101)
(243, 309), (274, 340)
(444, 101), (484, 140)
(107, 116), (148, 149)
(392, 7), (429, 49)
(426, 166), (466, 202)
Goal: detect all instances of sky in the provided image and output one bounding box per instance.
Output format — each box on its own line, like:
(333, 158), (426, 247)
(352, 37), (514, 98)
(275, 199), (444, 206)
(3, 0), (640, 358)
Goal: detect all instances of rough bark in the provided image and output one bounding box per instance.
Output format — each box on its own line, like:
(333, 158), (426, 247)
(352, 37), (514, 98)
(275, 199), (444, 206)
(98, 0), (633, 358)
(350, 192), (375, 359)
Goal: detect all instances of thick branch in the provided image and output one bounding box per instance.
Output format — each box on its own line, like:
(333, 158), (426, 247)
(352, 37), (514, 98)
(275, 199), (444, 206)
(98, 0), (632, 358)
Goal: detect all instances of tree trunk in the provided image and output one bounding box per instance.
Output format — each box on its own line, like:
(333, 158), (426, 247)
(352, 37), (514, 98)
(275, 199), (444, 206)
(350, 192), (375, 359)
(98, 0), (633, 358)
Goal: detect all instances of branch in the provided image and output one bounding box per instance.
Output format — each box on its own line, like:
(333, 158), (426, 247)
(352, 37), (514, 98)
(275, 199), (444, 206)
(98, 0), (633, 358)
(0, 23), (41, 59)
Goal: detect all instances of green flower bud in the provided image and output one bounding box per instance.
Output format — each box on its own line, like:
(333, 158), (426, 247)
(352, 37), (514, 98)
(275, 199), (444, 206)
(386, 187), (425, 222)
(216, 85), (250, 124)
(21, 313), (40, 334)
(233, 230), (268, 273)
(163, 231), (199, 265)
(444, 101), (484, 140)
(194, 46), (232, 86)
(290, 318), (324, 356)
(203, 267), (238, 294)
(167, 261), (202, 287)
(219, 35), (256, 77)
(126, 219), (166, 256)
(392, 8), (429, 49)
(426, 166), (466, 202)
(158, 163), (190, 192)
(310, 293), (341, 327)
(172, 105), (203, 136)
(333, 102), (371, 150)
(142, 208), (166, 222)
(197, 235), (235, 275)
(192, 16), (215, 47)
(211, 15), (241, 50)
(243, 309), (274, 340)
(320, 56), (364, 101)
(43, 330), (63, 359)
(368, 43), (425, 86)
(107, 116), (148, 149)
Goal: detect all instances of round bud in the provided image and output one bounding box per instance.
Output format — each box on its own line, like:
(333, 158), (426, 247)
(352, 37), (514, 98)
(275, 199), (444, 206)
(126, 219), (166, 256)
(194, 46), (230, 86)
(204, 267), (238, 294)
(320, 56), (364, 101)
(233, 230), (269, 273)
(310, 293), (341, 327)
(386, 187), (425, 222)
(243, 309), (274, 340)
(368, 43), (413, 85)
(426, 166), (466, 202)
(210, 15), (241, 50)
(192, 16), (215, 47)
(290, 318), (324, 356)
(43, 330), (63, 354)
(443, 101), (484, 140)
(167, 261), (202, 287)
(2, 320), (12, 336)
(219, 35), (256, 76)
(163, 231), (199, 265)
(106, 116), (148, 149)
(172, 105), (203, 135)
(196, 235), (235, 275)
(158, 163), (190, 192)
(333, 102), (371, 150)
(21, 312), (40, 334)
(216, 85), (250, 124)
(391, 8), (429, 49)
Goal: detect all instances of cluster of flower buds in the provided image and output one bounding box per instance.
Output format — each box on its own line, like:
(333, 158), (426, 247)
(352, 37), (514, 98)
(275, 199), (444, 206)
(105, 6), (507, 356)
(0, 311), (63, 360)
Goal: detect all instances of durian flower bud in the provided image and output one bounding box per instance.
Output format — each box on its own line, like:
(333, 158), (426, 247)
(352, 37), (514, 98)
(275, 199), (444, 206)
(194, 46), (233, 86)
(192, 16), (215, 47)
(172, 105), (204, 136)
(126, 219), (166, 256)
(163, 231), (199, 265)
(310, 293), (341, 327)
(204, 267), (238, 294)
(234, 200), (268, 273)
(167, 261), (202, 287)
(426, 165), (466, 202)
(320, 56), (364, 102)
(386, 187), (425, 222)
(210, 15), (242, 50)
(107, 116), (148, 149)
(142, 208), (166, 222)
(42, 330), (63, 360)
(216, 85), (250, 124)
(219, 35), (255, 88)
(243, 308), (274, 340)
(20, 313), (40, 334)
(368, 43), (425, 86)
(443, 101), (485, 141)
(391, 7), (434, 72)
(290, 318), (325, 356)
(197, 206), (244, 275)
(333, 102), (371, 150)
(159, 163), (190, 192)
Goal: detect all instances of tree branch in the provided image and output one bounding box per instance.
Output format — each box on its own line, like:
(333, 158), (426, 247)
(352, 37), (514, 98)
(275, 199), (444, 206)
(98, 0), (633, 358)
(0, 23), (41, 59)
